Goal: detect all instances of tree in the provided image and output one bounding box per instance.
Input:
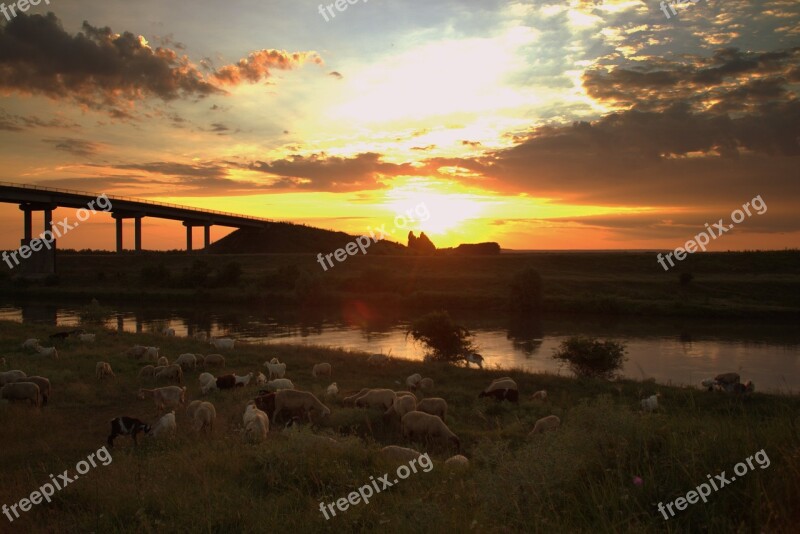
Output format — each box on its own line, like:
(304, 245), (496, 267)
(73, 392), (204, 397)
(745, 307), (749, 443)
(552, 336), (627, 379)
(406, 311), (474, 363)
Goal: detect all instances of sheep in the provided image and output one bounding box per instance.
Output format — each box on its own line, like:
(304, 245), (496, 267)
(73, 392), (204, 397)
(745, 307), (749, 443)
(162, 327), (176, 337)
(36, 346), (59, 360)
(380, 445), (422, 463)
(175, 353), (197, 371)
(418, 377), (434, 392)
(138, 365), (156, 378)
(529, 390), (547, 401)
(191, 401), (216, 433)
(204, 354), (225, 368)
(255, 372), (267, 386)
(95, 362), (115, 380)
(15, 376), (51, 406)
(125, 345), (148, 359)
(243, 403), (269, 426)
(464, 351), (484, 368)
(215, 374), (237, 390)
(342, 388), (371, 406)
(406, 373), (422, 390)
(395, 390), (417, 399)
(312, 362), (331, 378)
(1, 381), (40, 407)
(444, 455), (470, 469)
(234, 373), (253, 387)
(78, 333), (96, 343)
(137, 386), (186, 414)
(273, 390), (330, 424)
(641, 394), (660, 412)
(210, 337), (235, 350)
(385, 393), (416, 419)
(144, 347), (160, 361)
(355, 389), (396, 411)
(107, 416), (151, 447)
(186, 400), (204, 419)
(416, 397), (447, 420)
(0, 370), (26, 386)
(263, 360), (286, 380)
(244, 413), (269, 443)
(269, 357), (280, 364)
(156, 356), (169, 367)
(199, 372), (217, 394)
(529, 415), (561, 436)
(155, 364), (183, 384)
(195, 354), (205, 367)
(368, 353), (389, 366)
(401, 411), (459, 449)
(149, 411), (177, 439)
(264, 378), (294, 392)
(152, 366), (166, 376)
(326, 382), (339, 398)
(253, 393), (277, 419)
(22, 338), (41, 350)
(479, 378), (519, 403)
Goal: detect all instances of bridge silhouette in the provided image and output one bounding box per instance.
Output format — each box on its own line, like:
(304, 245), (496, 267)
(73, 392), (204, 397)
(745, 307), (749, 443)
(0, 181), (272, 274)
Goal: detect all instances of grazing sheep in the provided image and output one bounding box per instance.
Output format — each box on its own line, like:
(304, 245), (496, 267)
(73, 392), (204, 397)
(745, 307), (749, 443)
(143, 347), (160, 362)
(195, 354), (205, 367)
(244, 413), (269, 443)
(264, 378), (294, 392)
(355, 389), (397, 410)
(406, 373), (422, 390)
(191, 401), (216, 433)
(529, 390), (547, 401)
(156, 356), (169, 367)
(22, 338), (41, 350)
(312, 362), (332, 378)
(125, 345), (148, 359)
(395, 390), (417, 399)
(641, 394), (660, 412)
(107, 416), (151, 447)
(186, 400), (204, 419)
(198, 372), (217, 394)
(464, 351), (484, 368)
(155, 364), (183, 384)
(152, 366), (166, 376)
(529, 415), (561, 436)
(36, 346), (59, 360)
(78, 333), (96, 343)
(210, 337), (235, 350)
(1, 382), (40, 407)
(263, 360), (286, 380)
(138, 365), (156, 378)
(137, 386), (186, 414)
(479, 378), (519, 403)
(204, 354), (225, 368)
(401, 411), (459, 449)
(95, 362), (115, 380)
(234, 373), (254, 387)
(419, 377), (434, 392)
(255, 372), (267, 386)
(380, 445), (421, 463)
(253, 393), (277, 420)
(445, 455), (470, 469)
(368, 353), (389, 366)
(15, 376), (51, 406)
(0, 370), (26, 386)
(162, 327), (176, 337)
(149, 411), (177, 439)
(326, 382), (339, 398)
(175, 353), (197, 371)
(273, 390), (330, 424)
(215, 374), (237, 390)
(270, 357), (280, 364)
(416, 397), (447, 420)
(343, 388), (371, 406)
(385, 393), (416, 419)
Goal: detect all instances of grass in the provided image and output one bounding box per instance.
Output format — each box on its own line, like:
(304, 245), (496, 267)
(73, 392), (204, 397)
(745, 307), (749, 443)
(0, 319), (798, 532)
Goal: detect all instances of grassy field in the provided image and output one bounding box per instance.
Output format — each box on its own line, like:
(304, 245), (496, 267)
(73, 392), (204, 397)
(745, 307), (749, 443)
(0, 320), (798, 533)
(1, 249), (799, 319)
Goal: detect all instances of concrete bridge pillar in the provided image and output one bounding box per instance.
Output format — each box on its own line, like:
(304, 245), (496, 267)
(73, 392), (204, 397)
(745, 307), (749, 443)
(204, 225), (211, 252)
(115, 217), (123, 253)
(134, 217), (142, 252)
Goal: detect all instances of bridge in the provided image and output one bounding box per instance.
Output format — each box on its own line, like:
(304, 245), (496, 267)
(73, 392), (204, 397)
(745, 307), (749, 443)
(0, 181), (271, 274)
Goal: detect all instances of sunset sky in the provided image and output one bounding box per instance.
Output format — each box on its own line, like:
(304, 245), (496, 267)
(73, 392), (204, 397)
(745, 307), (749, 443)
(0, 0), (798, 251)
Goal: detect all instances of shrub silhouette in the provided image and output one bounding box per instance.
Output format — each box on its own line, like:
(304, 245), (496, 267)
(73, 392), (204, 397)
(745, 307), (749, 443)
(406, 311), (474, 362)
(552, 336), (627, 379)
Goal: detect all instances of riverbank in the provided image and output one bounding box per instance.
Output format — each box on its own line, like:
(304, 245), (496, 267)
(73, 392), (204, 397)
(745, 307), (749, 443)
(0, 320), (797, 532)
(1, 250), (799, 319)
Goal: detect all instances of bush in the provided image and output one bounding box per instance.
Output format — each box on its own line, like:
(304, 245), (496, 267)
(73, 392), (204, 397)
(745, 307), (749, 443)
(552, 336), (627, 379)
(509, 267), (544, 313)
(293, 270), (326, 304)
(214, 262), (242, 287)
(406, 311), (474, 363)
(140, 263), (171, 286)
(178, 260), (211, 287)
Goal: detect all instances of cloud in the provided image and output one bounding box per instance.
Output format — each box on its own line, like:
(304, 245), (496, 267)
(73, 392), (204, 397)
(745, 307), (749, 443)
(0, 111), (78, 132)
(211, 49), (322, 86)
(42, 137), (103, 157)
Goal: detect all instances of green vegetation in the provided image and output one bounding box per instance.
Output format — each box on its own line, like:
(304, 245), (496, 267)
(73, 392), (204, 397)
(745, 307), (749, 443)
(406, 311), (474, 363)
(552, 336), (628, 379)
(508, 266), (544, 313)
(0, 321), (797, 532)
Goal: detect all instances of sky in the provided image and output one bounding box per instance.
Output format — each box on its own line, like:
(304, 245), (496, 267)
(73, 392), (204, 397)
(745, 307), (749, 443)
(0, 0), (798, 251)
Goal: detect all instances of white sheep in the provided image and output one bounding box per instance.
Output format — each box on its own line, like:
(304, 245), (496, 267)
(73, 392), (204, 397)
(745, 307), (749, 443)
(263, 360), (286, 380)
(395, 391), (417, 399)
(175, 353), (197, 371)
(444, 455), (470, 469)
(641, 394), (660, 412)
(191, 401), (216, 433)
(15, 376), (51, 406)
(156, 356), (169, 367)
(380, 445), (421, 463)
(95, 362), (115, 380)
(269, 357), (280, 364)
(149, 411), (176, 439)
(198, 372), (217, 395)
(125, 345), (148, 359)
(273, 390), (330, 424)
(243, 404), (269, 443)
(0, 370), (26, 386)
(138, 365), (156, 378)
(406, 373), (422, 390)
(234, 372), (254, 387)
(416, 397), (447, 420)
(355, 389), (396, 410)
(78, 333), (96, 343)
(204, 354), (225, 368)
(144, 347), (159, 361)
(385, 393), (416, 419)
(418, 377), (434, 392)
(155, 364), (183, 384)
(210, 337), (235, 350)
(265, 378), (294, 392)
(401, 411), (459, 449)
(312, 362), (331, 378)
(342, 388), (371, 406)
(1, 382), (40, 407)
(138, 386), (186, 414)
(255, 372), (267, 386)
(529, 415), (561, 436)
(21, 338), (41, 351)
(529, 390), (547, 401)
(36, 346), (59, 360)
(326, 382), (339, 398)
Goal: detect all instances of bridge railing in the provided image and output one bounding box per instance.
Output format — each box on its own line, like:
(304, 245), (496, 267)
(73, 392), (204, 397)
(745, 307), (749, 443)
(0, 181), (272, 223)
